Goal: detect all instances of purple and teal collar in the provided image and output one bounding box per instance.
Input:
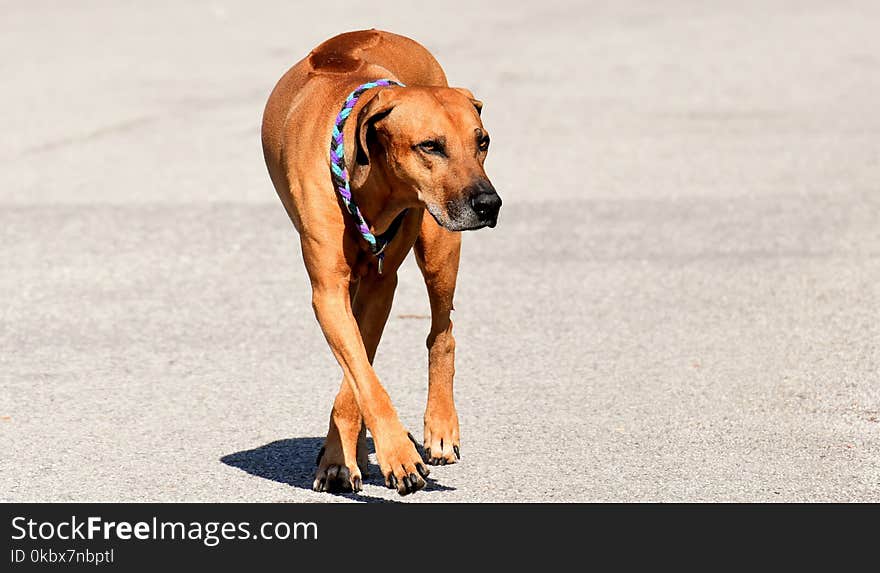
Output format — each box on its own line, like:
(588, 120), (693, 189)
(329, 79), (406, 273)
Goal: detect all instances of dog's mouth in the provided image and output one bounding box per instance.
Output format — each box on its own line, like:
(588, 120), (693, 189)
(426, 197), (500, 232)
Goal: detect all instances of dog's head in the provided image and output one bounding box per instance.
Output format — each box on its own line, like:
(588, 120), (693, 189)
(352, 86), (501, 231)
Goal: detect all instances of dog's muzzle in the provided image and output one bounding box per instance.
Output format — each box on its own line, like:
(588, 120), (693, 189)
(428, 178), (502, 231)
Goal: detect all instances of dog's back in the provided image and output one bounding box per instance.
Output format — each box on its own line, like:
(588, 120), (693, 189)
(306, 30), (447, 87)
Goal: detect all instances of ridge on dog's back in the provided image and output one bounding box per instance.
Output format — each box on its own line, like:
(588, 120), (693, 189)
(304, 29), (447, 86)
(306, 30), (382, 74)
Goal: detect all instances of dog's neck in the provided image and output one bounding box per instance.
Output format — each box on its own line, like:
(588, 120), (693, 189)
(351, 166), (416, 237)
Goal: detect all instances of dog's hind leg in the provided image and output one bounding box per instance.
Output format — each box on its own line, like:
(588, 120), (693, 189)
(415, 217), (462, 466)
(314, 379), (368, 493)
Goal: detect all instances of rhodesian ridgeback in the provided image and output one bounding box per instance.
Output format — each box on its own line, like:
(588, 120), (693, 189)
(261, 29), (501, 495)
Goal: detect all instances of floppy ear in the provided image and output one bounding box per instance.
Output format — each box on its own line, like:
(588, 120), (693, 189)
(453, 87), (483, 115)
(351, 88), (397, 189)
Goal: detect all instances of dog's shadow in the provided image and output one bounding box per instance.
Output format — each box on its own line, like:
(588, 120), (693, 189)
(220, 437), (454, 503)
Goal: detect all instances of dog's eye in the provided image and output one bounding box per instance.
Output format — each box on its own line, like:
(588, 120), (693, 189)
(478, 135), (490, 151)
(415, 140), (445, 156)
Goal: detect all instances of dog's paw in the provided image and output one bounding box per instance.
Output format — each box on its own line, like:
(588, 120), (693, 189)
(375, 431), (430, 495)
(423, 409), (460, 466)
(313, 445), (363, 493)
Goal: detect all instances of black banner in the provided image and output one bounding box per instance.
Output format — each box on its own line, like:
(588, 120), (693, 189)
(1, 503), (875, 569)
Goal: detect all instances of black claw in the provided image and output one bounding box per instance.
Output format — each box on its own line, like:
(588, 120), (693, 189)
(402, 475), (411, 492)
(352, 476), (362, 492)
(315, 446), (325, 467)
(409, 472), (420, 489)
(454, 445), (460, 460)
(440, 458), (447, 466)
(416, 464), (430, 478)
(425, 447), (432, 460)
(388, 474), (398, 490)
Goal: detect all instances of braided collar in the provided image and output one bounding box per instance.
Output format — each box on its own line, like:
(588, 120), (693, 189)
(329, 79), (405, 272)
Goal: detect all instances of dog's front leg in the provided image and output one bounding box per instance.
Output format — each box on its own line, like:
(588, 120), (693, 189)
(314, 273), (403, 493)
(415, 220), (462, 466)
(311, 276), (430, 495)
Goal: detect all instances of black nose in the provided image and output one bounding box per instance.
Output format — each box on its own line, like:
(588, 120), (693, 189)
(469, 185), (502, 226)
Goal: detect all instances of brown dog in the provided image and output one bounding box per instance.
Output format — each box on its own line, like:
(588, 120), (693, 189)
(261, 30), (501, 495)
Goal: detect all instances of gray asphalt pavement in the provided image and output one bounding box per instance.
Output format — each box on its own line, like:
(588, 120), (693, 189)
(1, 1), (878, 502)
